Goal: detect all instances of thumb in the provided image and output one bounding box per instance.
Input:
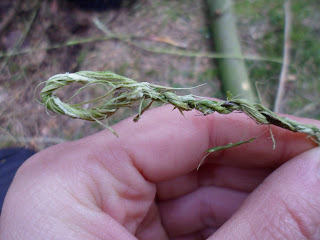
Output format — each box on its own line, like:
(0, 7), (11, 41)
(211, 147), (320, 240)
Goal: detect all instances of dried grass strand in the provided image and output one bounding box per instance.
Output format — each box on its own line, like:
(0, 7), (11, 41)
(39, 71), (320, 144)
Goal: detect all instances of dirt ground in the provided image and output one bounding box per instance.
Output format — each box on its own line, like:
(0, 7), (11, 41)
(0, 0), (218, 150)
(0, 0), (319, 150)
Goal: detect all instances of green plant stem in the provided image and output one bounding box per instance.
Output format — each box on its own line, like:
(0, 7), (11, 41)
(206, 0), (258, 101)
(0, 34), (282, 64)
(39, 71), (320, 145)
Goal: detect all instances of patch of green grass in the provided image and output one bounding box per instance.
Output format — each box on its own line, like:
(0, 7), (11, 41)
(235, 0), (267, 19)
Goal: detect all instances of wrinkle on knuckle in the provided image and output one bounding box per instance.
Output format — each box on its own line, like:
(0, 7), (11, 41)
(255, 196), (320, 240)
(280, 196), (320, 240)
(244, 196), (308, 240)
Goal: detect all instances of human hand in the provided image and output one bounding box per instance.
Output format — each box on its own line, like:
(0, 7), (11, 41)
(1, 106), (320, 240)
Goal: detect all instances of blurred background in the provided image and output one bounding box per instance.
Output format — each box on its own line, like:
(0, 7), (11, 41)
(0, 0), (319, 151)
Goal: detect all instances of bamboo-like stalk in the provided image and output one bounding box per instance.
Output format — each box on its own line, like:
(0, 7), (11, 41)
(206, 0), (258, 102)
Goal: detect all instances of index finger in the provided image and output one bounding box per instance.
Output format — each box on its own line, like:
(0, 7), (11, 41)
(90, 105), (319, 182)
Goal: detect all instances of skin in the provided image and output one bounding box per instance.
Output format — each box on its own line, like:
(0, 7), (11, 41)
(1, 105), (320, 240)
